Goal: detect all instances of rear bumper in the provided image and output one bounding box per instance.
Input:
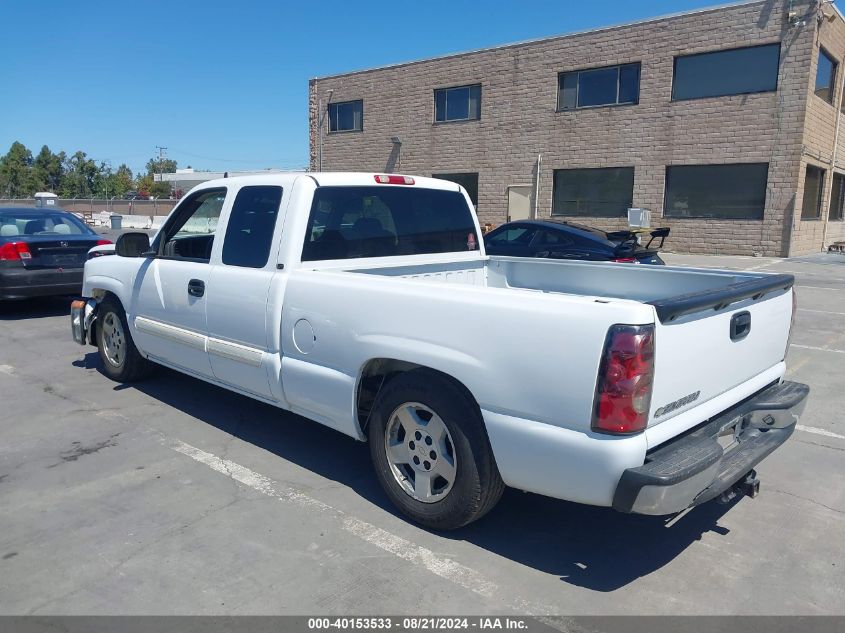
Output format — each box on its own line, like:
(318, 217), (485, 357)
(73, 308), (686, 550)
(613, 380), (809, 515)
(0, 266), (83, 299)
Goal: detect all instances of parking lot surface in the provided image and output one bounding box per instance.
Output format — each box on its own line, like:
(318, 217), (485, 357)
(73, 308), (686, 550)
(1, 252), (843, 615)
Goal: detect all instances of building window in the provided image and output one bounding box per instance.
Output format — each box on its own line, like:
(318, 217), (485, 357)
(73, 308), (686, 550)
(672, 43), (780, 101)
(664, 164), (768, 220)
(434, 84), (481, 122)
(558, 63), (640, 110)
(802, 165), (825, 220)
(816, 48), (837, 104)
(552, 167), (634, 218)
(830, 173), (845, 221)
(432, 172), (479, 206)
(328, 100), (363, 133)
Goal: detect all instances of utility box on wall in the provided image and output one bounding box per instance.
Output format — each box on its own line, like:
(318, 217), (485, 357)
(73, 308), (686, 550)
(628, 208), (651, 228)
(34, 192), (58, 208)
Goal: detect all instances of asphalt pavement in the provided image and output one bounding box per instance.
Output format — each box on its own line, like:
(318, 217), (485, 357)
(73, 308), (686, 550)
(0, 252), (843, 616)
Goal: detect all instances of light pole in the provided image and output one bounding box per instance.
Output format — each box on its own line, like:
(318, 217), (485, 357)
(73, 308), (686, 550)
(102, 161), (112, 212)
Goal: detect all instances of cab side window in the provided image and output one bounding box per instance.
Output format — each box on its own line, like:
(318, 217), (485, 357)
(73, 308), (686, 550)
(533, 229), (574, 247)
(159, 188), (226, 262)
(222, 186), (283, 268)
(487, 225), (537, 244)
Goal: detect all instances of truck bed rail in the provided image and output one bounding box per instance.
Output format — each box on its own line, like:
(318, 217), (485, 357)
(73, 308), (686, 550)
(647, 273), (794, 323)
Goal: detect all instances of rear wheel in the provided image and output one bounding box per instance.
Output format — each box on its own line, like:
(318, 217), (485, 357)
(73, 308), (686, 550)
(368, 370), (504, 530)
(96, 297), (155, 382)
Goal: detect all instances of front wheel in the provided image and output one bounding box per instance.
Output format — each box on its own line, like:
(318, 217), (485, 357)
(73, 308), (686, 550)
(96, 297), (155, 382)
(368, 370), (504, 530)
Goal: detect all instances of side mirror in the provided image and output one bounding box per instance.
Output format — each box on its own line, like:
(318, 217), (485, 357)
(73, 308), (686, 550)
(115, 232), (152, 257)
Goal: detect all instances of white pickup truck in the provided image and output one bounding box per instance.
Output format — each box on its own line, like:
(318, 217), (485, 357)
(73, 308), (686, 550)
(71, 172), (808, 529)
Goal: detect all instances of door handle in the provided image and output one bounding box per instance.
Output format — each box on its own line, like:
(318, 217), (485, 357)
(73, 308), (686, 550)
(188, 279), (205, 297)
(730, 311), (751, 341)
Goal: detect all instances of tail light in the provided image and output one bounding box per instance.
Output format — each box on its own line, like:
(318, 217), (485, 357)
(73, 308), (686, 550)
(612, 257), (637, 263)
(0, 242), (32, 261)
(374, 174), (414, 185)
(592, 324), (655, 434)
(96, 239), (112, 246)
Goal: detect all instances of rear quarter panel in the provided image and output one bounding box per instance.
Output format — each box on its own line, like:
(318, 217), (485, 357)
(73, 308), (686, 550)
(278, 268), (656, 438)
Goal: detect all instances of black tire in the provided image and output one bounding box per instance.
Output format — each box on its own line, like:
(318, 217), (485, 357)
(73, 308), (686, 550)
(368, 369), (505, 530)
(96, 296), (155, 382)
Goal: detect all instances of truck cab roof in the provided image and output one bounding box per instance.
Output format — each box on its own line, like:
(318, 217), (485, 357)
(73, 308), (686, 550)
(192, 172), (463, 193)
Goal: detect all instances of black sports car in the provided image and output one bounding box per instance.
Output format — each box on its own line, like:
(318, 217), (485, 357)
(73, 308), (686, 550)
(484, 219), (667, 264)
(0, 208), (111, 300)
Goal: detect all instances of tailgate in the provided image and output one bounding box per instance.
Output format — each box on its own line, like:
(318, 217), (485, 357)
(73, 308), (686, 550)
(648, 285), (793, 430)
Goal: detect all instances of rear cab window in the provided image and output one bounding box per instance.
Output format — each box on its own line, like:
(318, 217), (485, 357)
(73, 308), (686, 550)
(301, 186), (479, 261)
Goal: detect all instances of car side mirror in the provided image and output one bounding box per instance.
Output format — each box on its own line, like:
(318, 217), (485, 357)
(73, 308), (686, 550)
(115, 232), (152, 257)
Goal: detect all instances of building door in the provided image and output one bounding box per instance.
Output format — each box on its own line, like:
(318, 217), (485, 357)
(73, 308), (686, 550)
(507, 185), (532, 221)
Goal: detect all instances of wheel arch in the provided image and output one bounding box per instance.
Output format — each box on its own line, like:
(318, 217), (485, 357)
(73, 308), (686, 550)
(355, 358), (482, 435)
(85, 275), (130, 307)
(86, 288), (124, 345)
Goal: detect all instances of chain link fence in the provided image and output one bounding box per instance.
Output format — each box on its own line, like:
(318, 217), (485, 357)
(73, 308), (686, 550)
(0, 198), (177, 217)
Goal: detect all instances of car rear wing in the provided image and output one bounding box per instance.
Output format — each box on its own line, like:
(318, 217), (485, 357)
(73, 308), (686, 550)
(607, 227), (670, 254)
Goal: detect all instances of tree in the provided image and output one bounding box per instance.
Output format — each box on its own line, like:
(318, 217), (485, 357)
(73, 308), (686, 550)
(135, 173), (154, 198)
(60, 151), (99, 198)
(0, 141), (37, 198)
(111, 164), (134, 198)
(146, 157), (177, 175)
(0, 143), (182, 200)
(94, 163), (134, 199)
(32, 145), (65, 193)
(144, 155), (177, 198)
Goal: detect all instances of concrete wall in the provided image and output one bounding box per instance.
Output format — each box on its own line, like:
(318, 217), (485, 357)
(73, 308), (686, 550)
(310, 0), (843, 256)
(0, 199), (178, 217)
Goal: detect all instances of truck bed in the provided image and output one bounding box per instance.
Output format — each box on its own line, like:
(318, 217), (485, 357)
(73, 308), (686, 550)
(312, 255), (794, 442)
(347, 256), (792, 319)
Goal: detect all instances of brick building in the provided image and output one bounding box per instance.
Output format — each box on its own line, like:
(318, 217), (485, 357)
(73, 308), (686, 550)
(308, 0), (845, 256)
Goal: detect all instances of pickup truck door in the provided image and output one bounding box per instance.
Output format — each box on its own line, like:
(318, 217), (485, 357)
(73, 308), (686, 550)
(131, 188), (227, 378)
(205, 184), (286, 399)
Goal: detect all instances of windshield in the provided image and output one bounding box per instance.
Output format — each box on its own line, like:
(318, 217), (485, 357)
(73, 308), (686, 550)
(0, 211), (94, 237)
(302, 186), (479, 261)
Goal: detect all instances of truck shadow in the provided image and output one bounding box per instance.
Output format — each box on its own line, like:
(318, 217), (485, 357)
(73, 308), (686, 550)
(451, 487), (734, 592)
(0, 296), (72, 321)
(84, 354), (738, 593)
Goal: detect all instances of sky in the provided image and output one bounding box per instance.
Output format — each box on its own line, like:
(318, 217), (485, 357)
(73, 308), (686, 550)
(2, 0), (731, 175)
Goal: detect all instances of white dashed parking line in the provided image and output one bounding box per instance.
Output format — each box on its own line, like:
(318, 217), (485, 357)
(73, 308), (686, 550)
(164, 436), (561, 619)
(796, 425), (845, 441)
(798, 308), (845, 316)
(790, 344), (845, 354)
